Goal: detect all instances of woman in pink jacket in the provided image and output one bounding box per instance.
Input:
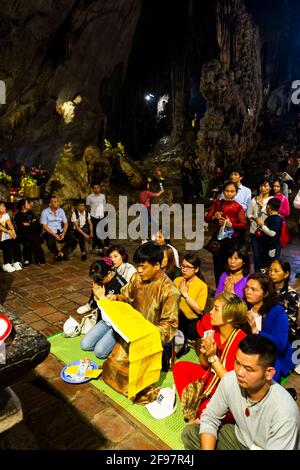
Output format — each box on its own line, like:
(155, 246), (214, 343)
(273, 178), (290, 218)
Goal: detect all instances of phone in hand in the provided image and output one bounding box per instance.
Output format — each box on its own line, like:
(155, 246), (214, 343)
(203, 330), (214, 339)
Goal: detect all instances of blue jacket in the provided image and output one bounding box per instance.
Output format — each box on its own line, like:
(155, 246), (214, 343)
(259, 304), (293, 381)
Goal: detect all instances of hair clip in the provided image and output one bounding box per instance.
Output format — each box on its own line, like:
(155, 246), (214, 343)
(102, 257), (114, 267)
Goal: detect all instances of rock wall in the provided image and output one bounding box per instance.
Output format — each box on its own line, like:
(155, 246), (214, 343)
(197, 0), (262, 176)
(0, 0), (141, 171)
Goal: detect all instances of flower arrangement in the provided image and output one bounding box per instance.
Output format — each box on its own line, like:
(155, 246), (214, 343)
(19, 174), (37, 191)
(103, 139), (125, 158)
(29, 165), (47, 185)
(104, 139), (112, 150)
(0, 170), (12, 187)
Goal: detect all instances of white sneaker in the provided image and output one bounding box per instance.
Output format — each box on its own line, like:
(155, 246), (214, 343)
(2, 263), (16, 273)
(76, 303), (92, 315)
(13, 262), (23, 271)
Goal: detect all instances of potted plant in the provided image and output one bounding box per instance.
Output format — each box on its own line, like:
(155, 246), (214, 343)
(0, 170), (12, 200)
(20, 175), (40, 198)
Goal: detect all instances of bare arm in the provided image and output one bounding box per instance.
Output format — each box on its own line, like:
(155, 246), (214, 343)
(200, 433), (217, 450)
(74, 220), (90, 239)
(42, 224), (59, 239)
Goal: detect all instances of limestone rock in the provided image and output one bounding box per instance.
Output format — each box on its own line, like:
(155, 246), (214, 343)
(45, 144), (88, 212)
(197, 0), (262, 177)
(0, 0), (142, 170)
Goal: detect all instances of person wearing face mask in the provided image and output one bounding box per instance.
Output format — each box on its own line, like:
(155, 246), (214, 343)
(215, 245), (250, 299)
(106, 244), (136, 283)
(204, 181), (247, 286)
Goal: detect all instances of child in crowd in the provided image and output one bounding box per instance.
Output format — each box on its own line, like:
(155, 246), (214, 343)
(255, 197), (282, 269)
(86, 182), (108, 255)
(71, 199), (93, 261)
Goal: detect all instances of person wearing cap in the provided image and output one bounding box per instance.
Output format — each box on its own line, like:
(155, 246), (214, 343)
(182, 335), (300, 450)
(102, 242), (180, 397)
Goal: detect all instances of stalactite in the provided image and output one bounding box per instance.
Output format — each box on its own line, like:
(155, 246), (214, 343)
(197, 0), (262, 177)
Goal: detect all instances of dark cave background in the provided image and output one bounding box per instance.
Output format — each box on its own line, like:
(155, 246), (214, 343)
(1, 0), (300, 176)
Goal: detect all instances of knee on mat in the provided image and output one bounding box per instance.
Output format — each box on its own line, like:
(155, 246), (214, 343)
(80, 337), (93, 351)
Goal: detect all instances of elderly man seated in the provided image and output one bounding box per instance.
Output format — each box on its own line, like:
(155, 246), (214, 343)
(40, 196), (77, 261)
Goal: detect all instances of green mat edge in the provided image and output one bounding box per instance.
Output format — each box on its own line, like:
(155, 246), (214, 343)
(48, 334), (198, 450)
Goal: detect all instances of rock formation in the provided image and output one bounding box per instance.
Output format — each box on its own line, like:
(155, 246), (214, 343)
(197, 0), (262, 177)
(0, 0), (141, 174)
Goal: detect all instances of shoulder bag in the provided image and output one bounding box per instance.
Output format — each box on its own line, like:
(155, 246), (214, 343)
(180, 329), (239, 422)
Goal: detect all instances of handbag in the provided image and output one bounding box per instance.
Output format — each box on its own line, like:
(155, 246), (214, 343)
(80, 309), (98, 334)
(280, 219), (290, 248)
(180, 370), (211, 422)
(217, 222), (234, 240)
(254, 228), (263, 237)
(180, 329), (239, 422)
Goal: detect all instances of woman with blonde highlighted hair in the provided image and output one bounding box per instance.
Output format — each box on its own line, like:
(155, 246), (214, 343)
(173, 292), (247, 423)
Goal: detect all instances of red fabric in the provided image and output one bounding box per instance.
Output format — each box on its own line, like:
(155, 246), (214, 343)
(196, 313), (212, 337)
(280, 219), (290, 247)
(138, 190), (159, 207)
(274, 193), (290, 218)
(204, 199), (247, 235)
(173, 322), (246, 419)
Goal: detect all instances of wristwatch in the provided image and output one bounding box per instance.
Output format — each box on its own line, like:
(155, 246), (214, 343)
(207, 355), (218, 364)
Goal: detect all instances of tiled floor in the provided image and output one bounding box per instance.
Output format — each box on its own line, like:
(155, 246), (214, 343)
(1, 231), (300, 449)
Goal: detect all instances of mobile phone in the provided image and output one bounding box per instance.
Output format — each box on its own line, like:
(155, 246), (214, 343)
(203, 330), (214, 339)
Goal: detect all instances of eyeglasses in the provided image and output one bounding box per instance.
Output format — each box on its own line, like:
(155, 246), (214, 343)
(180, 264), (195, 271)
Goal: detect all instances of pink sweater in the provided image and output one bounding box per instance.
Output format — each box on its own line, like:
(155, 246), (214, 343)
(274, 193), (290, 218)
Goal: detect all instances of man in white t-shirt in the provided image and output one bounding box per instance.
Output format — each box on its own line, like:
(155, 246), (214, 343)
(71, 199), (93, 261)
(86, 182), (108, 254)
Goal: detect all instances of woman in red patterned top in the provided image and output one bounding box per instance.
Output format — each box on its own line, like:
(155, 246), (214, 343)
(173, 292), (247, 423)
(204, 181), (247, 286)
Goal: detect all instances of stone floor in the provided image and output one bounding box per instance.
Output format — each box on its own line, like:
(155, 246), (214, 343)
(0, 230), (300, 449)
